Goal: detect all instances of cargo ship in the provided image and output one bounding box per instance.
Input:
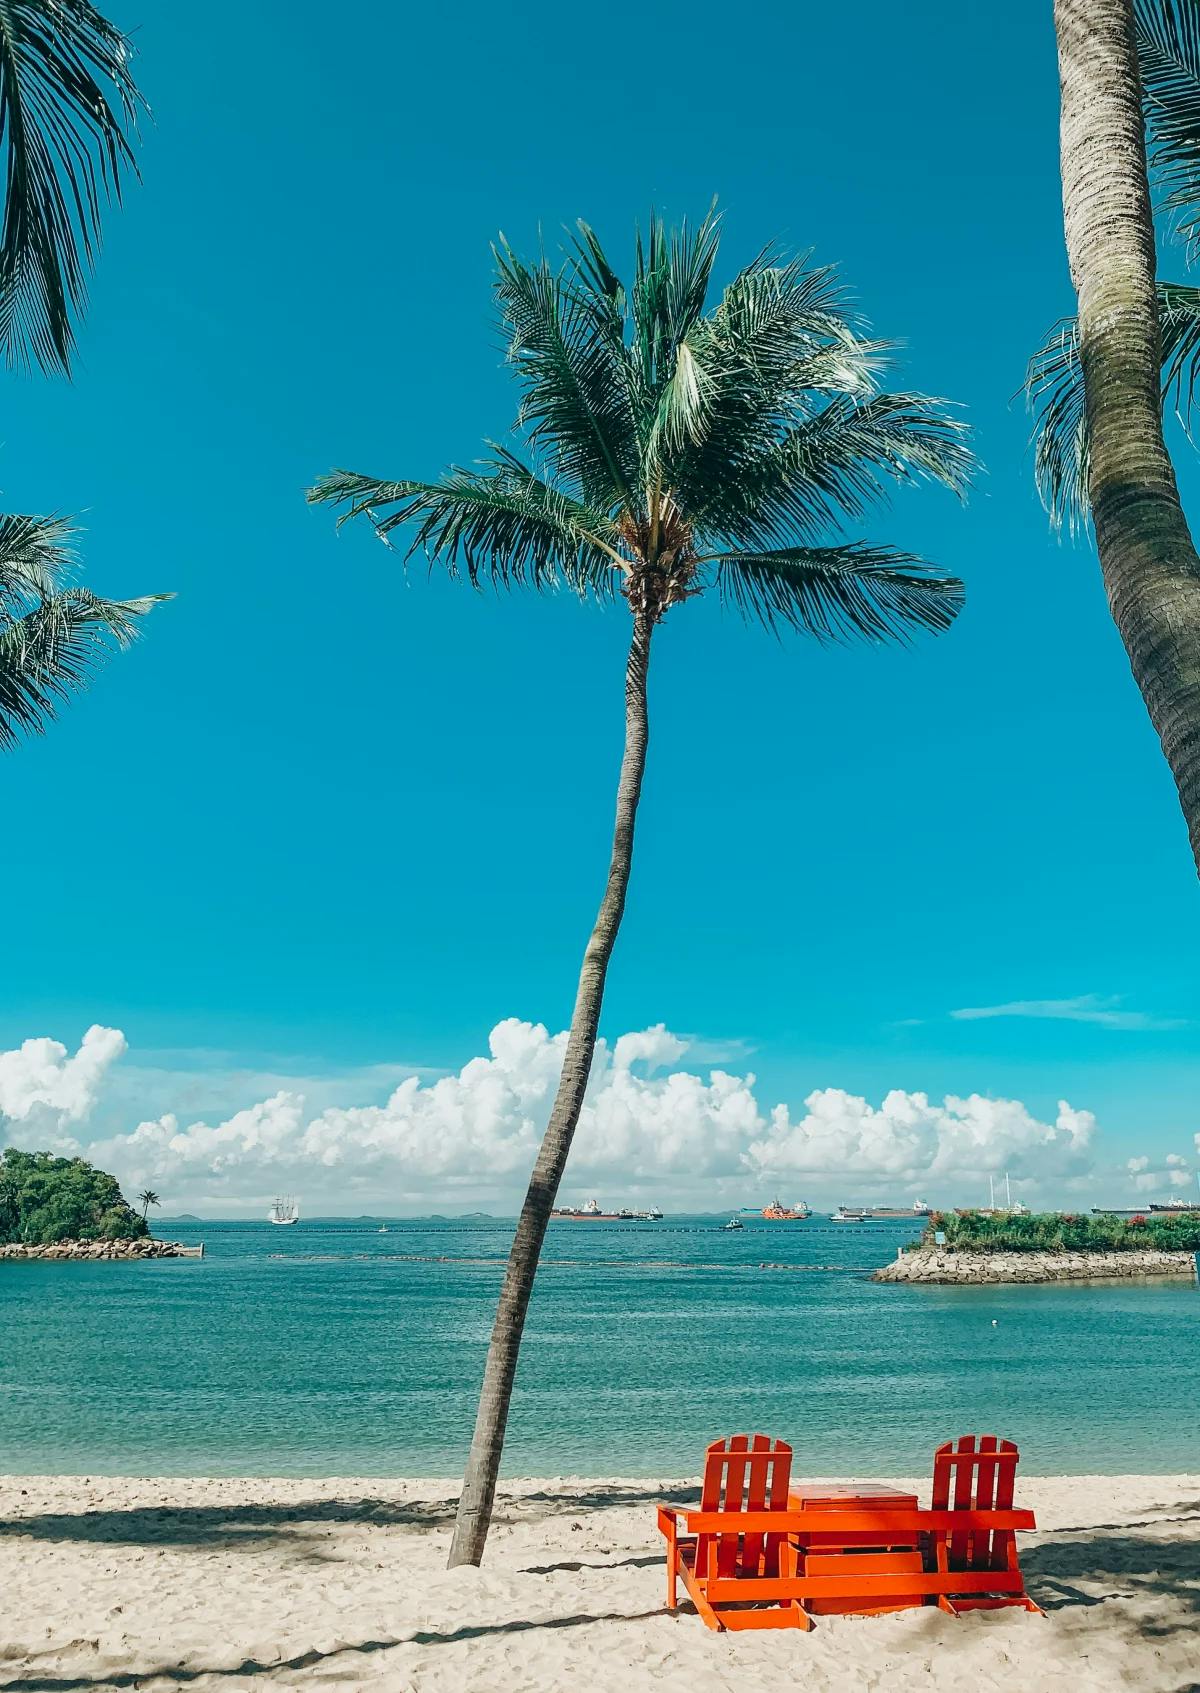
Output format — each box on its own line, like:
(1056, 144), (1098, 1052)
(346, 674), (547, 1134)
(761, 1197), (811, 1221)
(833, 1201), (933, 1221)
(550, 1199), (663, 1221)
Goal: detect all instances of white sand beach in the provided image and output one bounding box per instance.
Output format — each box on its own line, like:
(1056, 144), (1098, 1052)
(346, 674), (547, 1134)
(1, 1472), (1197, 1692)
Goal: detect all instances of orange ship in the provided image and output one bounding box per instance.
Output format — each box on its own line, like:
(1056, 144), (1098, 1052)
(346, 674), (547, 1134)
(761, 1197), (811, 1221)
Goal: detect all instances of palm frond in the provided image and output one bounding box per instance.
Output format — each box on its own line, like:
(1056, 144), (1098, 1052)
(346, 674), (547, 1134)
(0, 0), (147, 375)
(0, 509), (76, 604)
(0, 580), (165, 747)
(715, 542), (965, 643)
(308, 456), (626, 597)
(1159, 278), (1200, 409)
(1135, 0), (1200, 258)
(670, 257), (915, 524)
(494, 239), (639, 510)
(624, 206), (726, 468)
(630, 205), (721, 393)
(1025, 314), (1091, 532)
(644, 251), (886, 471)
(709, 250), (883, 395)
(1027, 280), (1200, 529)
(695, 390), (972, 553)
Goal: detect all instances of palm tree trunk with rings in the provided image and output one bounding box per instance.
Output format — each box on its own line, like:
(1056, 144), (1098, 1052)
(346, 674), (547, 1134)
(448, 609), (654, 1567)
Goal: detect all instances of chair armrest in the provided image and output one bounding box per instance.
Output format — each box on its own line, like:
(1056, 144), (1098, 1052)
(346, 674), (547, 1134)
(656, 1505), (682, 1543)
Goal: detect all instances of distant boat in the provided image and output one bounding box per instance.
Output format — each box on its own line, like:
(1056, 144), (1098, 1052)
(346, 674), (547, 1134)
(550, 1200), (664, 1221)
(1150, 1197), (1200, 1212)
(267, 1196), (299, 1226)
(378, 1225), (390, 1233)
(833, 1202), (933, 1220)
(761, 1197), (811, 1221)
(723, 1217), (744, 1231)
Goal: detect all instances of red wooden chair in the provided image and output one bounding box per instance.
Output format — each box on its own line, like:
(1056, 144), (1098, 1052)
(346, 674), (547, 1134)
(657, 1433), (808, 1631)
(929, 1434), (1042, 1614)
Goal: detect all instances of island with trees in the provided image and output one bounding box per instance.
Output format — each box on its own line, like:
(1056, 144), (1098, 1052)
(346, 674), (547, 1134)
(0, 1151), (200, 1260)
(875, 1208), (1200, 1285)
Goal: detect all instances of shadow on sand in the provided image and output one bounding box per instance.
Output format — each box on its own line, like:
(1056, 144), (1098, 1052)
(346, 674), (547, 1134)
(1023, 1502), (1200, 1645)
(0, 1611), (667, 1690)
(0, 1484), (689, 1555)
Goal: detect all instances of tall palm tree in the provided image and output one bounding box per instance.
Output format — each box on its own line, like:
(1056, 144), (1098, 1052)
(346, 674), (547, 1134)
(309, 213), (972, 1567)
(0, 2), (164, 741)
(138, 1187), (159, 1220)
(1031, 0), (1200, 874)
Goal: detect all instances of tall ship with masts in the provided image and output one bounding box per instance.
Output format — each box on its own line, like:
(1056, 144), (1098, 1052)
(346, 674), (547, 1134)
(267, 1195), (299, 1226)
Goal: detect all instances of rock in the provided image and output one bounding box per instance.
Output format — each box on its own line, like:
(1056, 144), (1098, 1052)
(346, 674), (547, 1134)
(0, 1238), (200, 1264)
(872, 1246), (1198, 1285)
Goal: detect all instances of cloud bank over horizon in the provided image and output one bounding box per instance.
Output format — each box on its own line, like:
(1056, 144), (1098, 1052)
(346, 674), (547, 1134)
(0, 1020), (1190, 1214)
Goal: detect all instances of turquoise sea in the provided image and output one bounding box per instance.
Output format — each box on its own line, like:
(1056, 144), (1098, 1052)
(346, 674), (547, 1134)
(1, 1217), (1196, 1476)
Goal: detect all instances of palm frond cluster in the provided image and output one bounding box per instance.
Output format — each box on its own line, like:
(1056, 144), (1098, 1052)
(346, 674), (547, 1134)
(1028, 0), (1200, 526)
(0, 513), (164, 747)
(312, 212), (971, 646)
(0, 0), (146, 375)
(0, 3), (161, 749)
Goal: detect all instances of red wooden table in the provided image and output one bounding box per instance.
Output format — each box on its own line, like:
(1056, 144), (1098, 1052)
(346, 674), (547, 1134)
(789, 1482), (919, 1512)
(787, 1483), (924, 1614)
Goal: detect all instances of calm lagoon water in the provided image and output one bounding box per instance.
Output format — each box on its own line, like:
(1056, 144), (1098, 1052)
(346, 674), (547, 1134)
(1, 1216), (1196, 1476)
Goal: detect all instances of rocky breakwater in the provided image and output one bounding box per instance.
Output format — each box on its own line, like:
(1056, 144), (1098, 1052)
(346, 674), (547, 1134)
(0, 1238), (203, 1262)
(873, 1246), (1197, 1285)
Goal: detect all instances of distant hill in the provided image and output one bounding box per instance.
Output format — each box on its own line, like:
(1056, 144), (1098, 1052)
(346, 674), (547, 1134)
(158, 1213), (203, 1223)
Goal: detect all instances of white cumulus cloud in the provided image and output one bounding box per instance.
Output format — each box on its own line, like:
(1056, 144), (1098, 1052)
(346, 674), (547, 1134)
(1126, 1152), (1195, 1195)
(0, 1019), (1112, 1212)
(746, 1089), (1096, 1183)
(0, 1025), (126, 1138)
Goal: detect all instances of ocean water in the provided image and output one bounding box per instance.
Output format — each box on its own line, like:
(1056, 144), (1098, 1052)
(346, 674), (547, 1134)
(0, 1216), (1196, 1477)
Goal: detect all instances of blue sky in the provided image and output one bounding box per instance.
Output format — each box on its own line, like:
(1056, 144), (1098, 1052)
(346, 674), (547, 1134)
(0, 0), (1197, 1212)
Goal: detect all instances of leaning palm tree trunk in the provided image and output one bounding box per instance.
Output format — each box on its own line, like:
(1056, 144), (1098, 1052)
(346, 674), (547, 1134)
(448, 611), (652, 1568)
(1056, 0), (1200, 873)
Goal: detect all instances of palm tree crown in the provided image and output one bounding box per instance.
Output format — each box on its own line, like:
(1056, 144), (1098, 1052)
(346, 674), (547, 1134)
(0, 0), (146, 375)
(310, 212), (970, 641)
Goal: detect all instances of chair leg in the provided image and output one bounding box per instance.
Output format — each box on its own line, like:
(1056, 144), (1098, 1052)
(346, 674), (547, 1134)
(679, 1563), (724, 1631)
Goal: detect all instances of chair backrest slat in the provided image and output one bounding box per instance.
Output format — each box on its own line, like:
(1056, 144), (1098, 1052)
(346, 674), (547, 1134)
(696, 1434), (792, 1583)
(739, 1433), (775, 1574)
(933, 1434), (1022, 1571)
(949, 1433), (975, 1566)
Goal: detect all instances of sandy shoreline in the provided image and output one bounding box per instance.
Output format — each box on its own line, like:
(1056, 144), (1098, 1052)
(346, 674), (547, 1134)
(1, 1472), (1197, 1691)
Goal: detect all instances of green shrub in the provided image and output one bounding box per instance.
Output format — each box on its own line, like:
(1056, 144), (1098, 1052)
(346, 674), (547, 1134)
(0, 1150), (148, 1246)
(925, 1208), (1200, 1253)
